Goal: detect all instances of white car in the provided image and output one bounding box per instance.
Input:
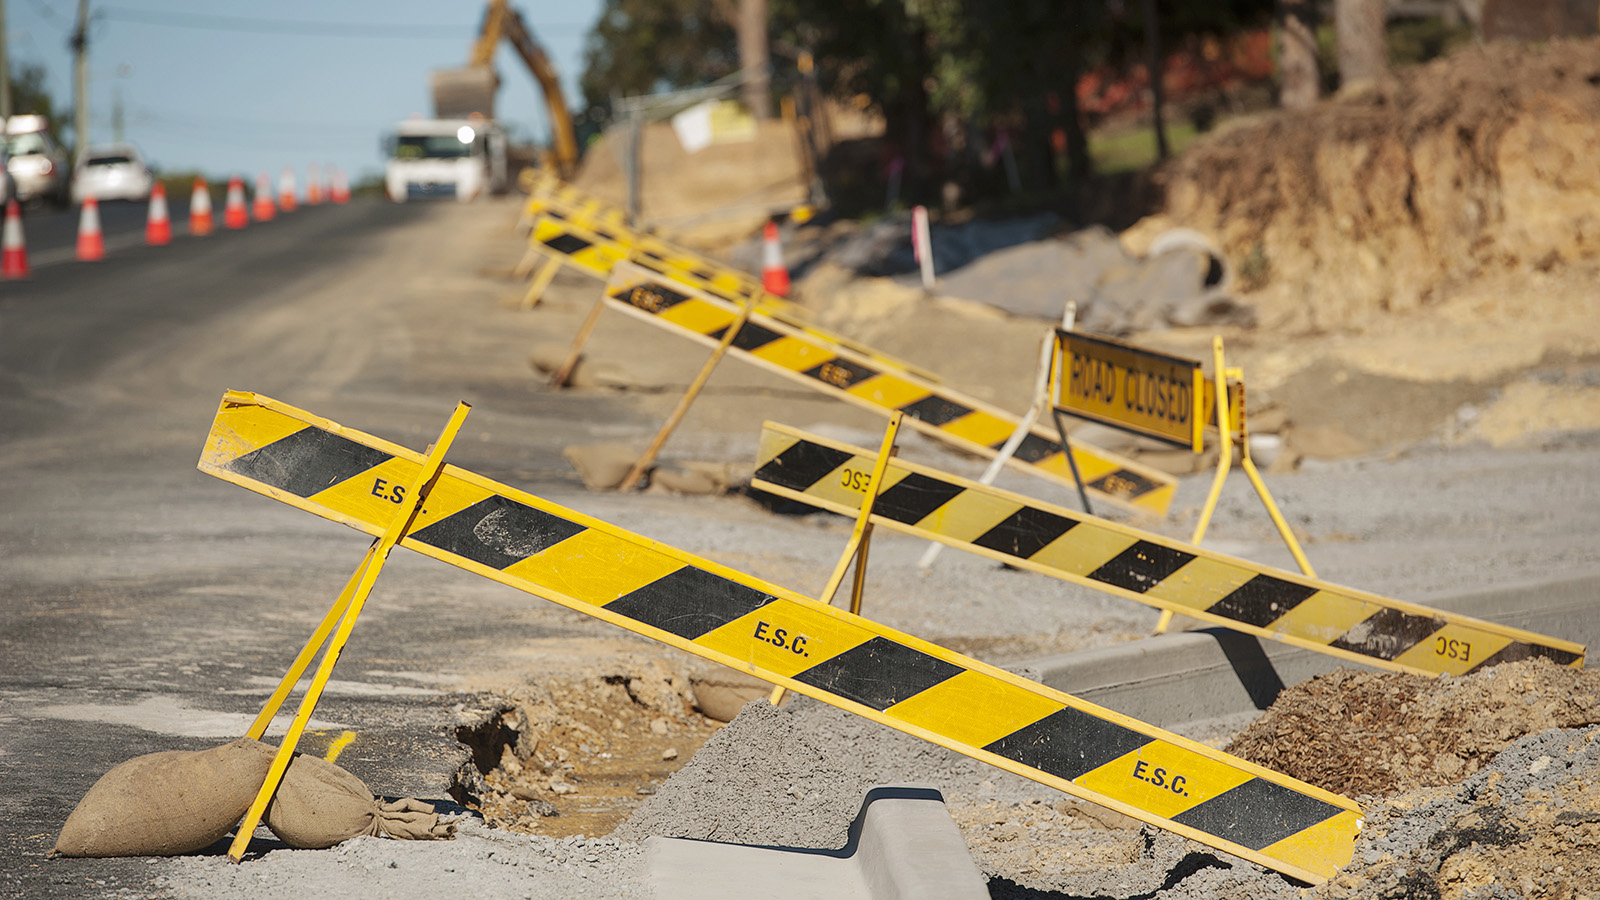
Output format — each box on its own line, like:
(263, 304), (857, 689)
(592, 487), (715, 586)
(6, 116), (70, 207)
(71, 143), (155, 203)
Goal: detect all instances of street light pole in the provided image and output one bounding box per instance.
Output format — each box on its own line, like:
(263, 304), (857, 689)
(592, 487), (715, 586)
(0, 0), (12, 121)
(73, 0), (89, 155)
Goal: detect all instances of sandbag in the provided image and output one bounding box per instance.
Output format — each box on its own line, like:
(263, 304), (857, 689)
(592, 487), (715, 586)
(265, 752), (455, 849)
(54, 737), (277, 857)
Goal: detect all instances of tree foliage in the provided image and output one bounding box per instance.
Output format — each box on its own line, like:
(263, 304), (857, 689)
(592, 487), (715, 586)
(578, 1), (1280, 199)
(579, 0), (741, 109)
(8, 62), (65, 134)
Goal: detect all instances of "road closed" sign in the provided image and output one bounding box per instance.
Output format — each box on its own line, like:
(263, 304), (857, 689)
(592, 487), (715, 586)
(1052, 330), (1220, 450)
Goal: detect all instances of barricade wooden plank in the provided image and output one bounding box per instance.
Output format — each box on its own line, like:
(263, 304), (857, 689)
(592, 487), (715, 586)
(524, 203), (945, 384)
(600, 263), (1177, 516)
(198, 391), (1360, 884)
(750, 421), (1586, 677)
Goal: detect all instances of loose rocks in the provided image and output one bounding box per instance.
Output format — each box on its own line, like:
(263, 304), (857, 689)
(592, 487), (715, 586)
(1226, 658), (1600, 796)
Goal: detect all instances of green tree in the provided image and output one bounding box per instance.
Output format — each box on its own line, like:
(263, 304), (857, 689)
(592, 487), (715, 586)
(9, 62), (65, 135)
(579, 0), (741, 109)
(578, 0), (1283, 203)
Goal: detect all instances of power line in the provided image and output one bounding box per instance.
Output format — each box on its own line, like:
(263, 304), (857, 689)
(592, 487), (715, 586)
(100, 8), (469, 39)
(97, 8), (590, 39)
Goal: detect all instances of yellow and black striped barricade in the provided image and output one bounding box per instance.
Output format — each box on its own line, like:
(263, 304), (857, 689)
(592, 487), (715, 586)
(750, 421), (1586, 677)
(601, 262), (1178, 516)
(1052, 331), (1316, 639)
(523, 204), (947, 386)
(199, 390), (1359, 883)
(518, 174), (780, 305)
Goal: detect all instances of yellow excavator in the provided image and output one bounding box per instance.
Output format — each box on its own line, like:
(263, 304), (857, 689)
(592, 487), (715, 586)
(430, 0), (580, 178)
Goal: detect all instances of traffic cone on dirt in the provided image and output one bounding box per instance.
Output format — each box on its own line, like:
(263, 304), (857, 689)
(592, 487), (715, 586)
(252, 172), (275, 222)
(190, 178), (214, 236)
(278, 167), (298, 213)
(305, 164), (322, 206)
(329, 167), (350, 205)
(146, 183), (172, 246)
(224, 176), (249, 229)
(761, 219), (790, 297)
(2, 199), (28, 279)
(76, 196), (105, 262)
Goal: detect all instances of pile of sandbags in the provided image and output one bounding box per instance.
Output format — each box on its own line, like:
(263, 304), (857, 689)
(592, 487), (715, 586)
(53, 737), (454, 857)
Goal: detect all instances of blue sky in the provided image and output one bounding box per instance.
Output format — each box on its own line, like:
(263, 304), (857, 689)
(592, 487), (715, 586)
(6, 1), (603, 182)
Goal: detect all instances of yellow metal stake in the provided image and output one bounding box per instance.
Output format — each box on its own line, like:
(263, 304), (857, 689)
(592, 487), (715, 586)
(617, 303), (753, 491)
(512, 245), (541, 280)
(1156, 337), (1313, 633)
(227, 401), (472, 862)
(522, 256), (563, 309)
(549, 294), (609, 388)
(770, 413), (902, 705)
(1238, 381), (1317, 579)
(244, 549), (377, 740)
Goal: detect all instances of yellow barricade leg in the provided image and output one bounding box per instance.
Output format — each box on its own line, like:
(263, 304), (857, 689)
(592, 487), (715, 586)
(522, 256), (562, 309)
(618, 305), (754, 491)
(770, 413), (902, 706)
(244, 548), (376, 740)
(549, 294), (609, 389)
(227, 401), (472, 862)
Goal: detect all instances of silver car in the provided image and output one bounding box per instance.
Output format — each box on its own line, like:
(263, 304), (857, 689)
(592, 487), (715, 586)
(72, 143), (154, 204)
(5, 116), (70, 208)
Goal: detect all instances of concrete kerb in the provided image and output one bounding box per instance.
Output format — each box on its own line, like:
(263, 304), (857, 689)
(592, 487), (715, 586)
(1021, 571), (1600, 734)
(646, 784), (989, 900)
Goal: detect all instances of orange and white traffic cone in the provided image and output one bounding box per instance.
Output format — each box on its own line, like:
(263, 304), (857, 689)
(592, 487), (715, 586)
(252, 172), (275, 222)
(278, 166), (298, 213)
(77, 196), (105, 262)
(2, 199), (28, 279)
(330, 167), (350, 205)
(224, 176), (249, 229)
(190, 178), (214, 236)
(305, 164), (322, 206)
(761, 219), (790, 297)
(146, 183), (173, 246)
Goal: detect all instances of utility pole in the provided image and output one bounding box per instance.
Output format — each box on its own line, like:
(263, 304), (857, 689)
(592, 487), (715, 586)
(1277, 0), (1320, 110)
(1142, 0), (1168, 159)
(737, 0), (772, 119)
(0, 0), (11, 121)
(1335, 0), (1388, 88)
(72, 0), (88, 155)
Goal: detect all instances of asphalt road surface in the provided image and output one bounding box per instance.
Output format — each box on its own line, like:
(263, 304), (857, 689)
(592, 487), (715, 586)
(0, 196), (659, 898)
(9, 196), (221, 271)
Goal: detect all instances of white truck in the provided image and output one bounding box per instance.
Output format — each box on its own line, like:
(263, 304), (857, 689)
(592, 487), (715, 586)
(384, 115), (508, 202)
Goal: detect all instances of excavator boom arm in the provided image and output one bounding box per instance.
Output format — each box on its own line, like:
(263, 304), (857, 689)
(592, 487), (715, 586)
(462, 0), (579, 178)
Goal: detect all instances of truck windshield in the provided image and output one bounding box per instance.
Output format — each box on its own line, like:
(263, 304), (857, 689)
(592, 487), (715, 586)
(394, 134), (473, 160)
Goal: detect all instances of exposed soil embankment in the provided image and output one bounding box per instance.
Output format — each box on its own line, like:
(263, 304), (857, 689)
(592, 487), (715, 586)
(1153, 37), (1600, 333)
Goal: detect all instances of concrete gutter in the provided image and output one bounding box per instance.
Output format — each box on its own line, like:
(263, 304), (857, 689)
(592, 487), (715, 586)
(646, 785), (989, 900)
(1021, 571), (1600, 732)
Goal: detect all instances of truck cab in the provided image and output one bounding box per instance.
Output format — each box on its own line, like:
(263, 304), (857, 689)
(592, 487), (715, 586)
(384, 116), (507, 202)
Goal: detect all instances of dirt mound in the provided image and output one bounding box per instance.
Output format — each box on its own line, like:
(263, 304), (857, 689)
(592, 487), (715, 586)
(1321, 726), (1600, 900)
(573, 119), (808, 248)
(1153, 37), (1600, 334)
(1225, 659), (1600, 797)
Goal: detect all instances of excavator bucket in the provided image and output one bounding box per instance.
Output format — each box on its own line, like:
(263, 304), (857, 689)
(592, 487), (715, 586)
(431, 66), (499, 120)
